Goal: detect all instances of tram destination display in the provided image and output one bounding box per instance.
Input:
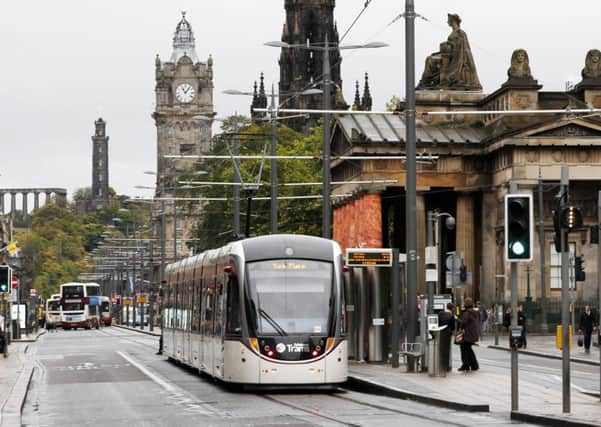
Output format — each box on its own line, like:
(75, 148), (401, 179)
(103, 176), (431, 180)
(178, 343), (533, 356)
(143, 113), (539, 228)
(346, 248), (392, 267)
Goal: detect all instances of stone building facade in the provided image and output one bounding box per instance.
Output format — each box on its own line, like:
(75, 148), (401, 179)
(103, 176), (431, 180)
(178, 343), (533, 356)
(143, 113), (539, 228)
(153, 12), (214, 259)
(331, 22), (601, 306)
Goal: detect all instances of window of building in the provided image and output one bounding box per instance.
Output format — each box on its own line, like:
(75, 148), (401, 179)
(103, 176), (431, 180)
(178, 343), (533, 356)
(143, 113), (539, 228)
(550, 242), (575, 289)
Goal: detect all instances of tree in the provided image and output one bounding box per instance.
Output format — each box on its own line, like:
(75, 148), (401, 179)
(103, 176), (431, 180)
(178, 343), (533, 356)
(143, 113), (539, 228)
(385, 95), (402, 112)
(189, 118), (322, 250)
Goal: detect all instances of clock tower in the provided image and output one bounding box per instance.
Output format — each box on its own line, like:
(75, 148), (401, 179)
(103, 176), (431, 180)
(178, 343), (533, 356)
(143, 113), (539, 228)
(153, 12), (214, 259)
(154, 12), (214, 181)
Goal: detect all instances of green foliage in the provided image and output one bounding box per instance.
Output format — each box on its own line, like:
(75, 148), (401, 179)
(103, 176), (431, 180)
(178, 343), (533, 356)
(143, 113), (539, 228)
(20, 204), (91, 298)
(189, 118), (322, 251)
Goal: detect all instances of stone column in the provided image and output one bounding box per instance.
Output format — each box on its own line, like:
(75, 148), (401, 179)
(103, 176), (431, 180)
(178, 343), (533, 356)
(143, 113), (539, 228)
(10, 192), (16, 214)
(45, 192), (52, 205)
(22, 192), (28, 216)
(481, 191), (500, 305)
(34, 191), (40, 210)
(417, 194), (426, 293)
(456, 193), (475, 303)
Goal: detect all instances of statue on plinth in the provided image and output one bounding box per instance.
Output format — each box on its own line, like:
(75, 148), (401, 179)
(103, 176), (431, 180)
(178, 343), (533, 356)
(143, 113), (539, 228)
(417, 14), (482, 91)
(582, 49), (601, 80)
(507, 49), (532, 80)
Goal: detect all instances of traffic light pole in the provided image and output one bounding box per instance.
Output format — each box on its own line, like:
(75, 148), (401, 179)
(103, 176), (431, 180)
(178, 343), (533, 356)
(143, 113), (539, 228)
(509, 182), (519, 412)
(560, 165), (570, 413)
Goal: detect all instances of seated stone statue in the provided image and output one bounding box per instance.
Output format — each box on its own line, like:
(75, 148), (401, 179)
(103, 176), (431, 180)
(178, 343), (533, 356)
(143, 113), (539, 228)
(507, 49), (533, 80)
(417, 14), (482, 91)
(582, 49), (601, 80)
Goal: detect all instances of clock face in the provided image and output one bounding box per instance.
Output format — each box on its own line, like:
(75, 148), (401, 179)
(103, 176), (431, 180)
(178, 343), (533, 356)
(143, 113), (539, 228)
(175, 83), (195, 103)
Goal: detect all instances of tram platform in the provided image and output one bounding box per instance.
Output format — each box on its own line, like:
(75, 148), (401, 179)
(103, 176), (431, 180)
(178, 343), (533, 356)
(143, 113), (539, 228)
(348, 334), (601, 427)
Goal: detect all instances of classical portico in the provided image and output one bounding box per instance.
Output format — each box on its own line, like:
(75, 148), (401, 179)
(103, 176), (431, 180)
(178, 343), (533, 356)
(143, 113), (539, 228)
(330, 16), (601, 307)
(0, 188), (67, 217)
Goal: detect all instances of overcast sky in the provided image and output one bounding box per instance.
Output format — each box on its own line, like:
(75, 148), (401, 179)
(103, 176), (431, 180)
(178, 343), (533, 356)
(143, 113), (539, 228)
(1, 1), (599, 204)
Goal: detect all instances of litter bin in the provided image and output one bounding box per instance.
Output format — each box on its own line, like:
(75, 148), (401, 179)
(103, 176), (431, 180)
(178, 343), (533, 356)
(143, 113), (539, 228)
(428, 325), (448, 377)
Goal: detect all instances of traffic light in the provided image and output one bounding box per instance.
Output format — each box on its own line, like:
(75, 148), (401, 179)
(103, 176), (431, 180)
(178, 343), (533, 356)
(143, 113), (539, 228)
(560, 206), (583, 231)
(459, 263), (468, 283)
(575, 255), (586, 282)
(505, 194), (533, 262)
(0, 265), (10, 293)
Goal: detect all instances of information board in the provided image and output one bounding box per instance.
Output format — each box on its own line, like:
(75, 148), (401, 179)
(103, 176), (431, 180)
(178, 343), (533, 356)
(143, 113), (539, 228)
(346, 248), (392, 267)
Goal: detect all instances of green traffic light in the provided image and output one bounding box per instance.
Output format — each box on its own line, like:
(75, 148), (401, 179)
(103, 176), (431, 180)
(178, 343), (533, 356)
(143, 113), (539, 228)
(511, 241), (526, 256)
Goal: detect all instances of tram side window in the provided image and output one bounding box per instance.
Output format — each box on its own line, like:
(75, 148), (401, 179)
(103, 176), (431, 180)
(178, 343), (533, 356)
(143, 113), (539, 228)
(191, 277), (199, 333)
(176, 282), (181, 330)
(225, 274), (241, 335)
(214, 277), (224, 337)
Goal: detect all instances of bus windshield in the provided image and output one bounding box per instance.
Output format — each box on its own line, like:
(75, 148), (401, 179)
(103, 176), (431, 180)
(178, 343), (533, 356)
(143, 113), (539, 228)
(245, 259), (333, 336)
(48, 301), (60, 312)
(62, 285), (84, 299)
(101, 301), (110, 312)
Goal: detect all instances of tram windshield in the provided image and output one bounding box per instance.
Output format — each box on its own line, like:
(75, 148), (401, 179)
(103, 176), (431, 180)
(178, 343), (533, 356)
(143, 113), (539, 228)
(246, 259), (333, 335)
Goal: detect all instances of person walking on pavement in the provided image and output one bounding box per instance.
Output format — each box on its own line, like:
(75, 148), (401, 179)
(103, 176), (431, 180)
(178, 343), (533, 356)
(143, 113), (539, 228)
(517, 304), (527, 349)
(579, 305), (597, 354)
(458, 297), (479, 372)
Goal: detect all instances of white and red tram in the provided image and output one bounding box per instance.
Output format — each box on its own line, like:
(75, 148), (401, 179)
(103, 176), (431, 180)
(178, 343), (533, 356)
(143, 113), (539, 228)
(162, 234), (348, 387)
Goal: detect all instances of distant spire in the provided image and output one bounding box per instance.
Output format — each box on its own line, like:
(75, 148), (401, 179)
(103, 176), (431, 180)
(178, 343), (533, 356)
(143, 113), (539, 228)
(353, 80), (361, 110)
(251, 73), (268, 122)
(170, 11), (199, 63)
(361, 72), (372, 111)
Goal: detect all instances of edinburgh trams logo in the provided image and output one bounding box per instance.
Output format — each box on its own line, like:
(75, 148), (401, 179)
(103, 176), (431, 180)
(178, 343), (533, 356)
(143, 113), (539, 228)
(276, 342), (309, 353)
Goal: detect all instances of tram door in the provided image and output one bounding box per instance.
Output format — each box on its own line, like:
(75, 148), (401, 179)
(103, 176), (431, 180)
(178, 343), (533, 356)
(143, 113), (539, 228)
(212, 264), (226, 379)
(200, 261), (213, 374)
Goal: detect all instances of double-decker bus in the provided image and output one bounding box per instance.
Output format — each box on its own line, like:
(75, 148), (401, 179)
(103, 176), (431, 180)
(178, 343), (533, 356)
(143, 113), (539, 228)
(100, 296), (112, 326)
(163, 234), (348, 388)
(45, 294), (61, 326)
(60, 282), (101, 330)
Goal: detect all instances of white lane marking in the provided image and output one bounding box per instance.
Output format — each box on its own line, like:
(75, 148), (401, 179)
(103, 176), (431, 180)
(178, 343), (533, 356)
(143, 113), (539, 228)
(117, 351), (176, 392)
(116, 351), (217, 416)
(549, 374), (597, 395)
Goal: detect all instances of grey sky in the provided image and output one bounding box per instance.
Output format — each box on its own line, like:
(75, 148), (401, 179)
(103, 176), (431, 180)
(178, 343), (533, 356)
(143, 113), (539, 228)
(1, 1), (599, 202)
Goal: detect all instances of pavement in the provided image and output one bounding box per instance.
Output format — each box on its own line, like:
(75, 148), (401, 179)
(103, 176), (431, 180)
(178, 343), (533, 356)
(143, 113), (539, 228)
(0, 331), (43, 427)
(348, 333), (601, 427)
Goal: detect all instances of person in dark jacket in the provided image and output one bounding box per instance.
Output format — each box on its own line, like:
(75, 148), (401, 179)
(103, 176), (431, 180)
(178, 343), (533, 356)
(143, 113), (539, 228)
(438, 302), (456, 371)
(579, 305), (597, 353)
(517, 304), (527, 349)
(458, 297), (479, 372)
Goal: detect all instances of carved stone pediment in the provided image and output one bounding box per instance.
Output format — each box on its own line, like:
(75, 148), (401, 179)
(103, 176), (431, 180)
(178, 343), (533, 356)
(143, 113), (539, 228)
(529, 123), (601, 137)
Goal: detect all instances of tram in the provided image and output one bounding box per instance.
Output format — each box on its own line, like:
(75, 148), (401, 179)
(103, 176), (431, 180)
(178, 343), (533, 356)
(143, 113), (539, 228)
(162, 234), (348, 387)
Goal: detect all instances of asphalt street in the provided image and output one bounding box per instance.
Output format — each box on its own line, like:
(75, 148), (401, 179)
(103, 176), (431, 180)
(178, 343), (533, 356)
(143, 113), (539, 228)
(22, 327), (543, 426)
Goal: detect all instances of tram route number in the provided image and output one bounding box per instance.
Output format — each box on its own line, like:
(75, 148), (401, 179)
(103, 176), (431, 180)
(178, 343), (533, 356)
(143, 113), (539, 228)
(346, 248), (392, 267)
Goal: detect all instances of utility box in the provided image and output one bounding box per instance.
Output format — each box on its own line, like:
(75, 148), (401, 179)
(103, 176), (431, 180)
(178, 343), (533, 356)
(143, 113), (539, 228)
(556, 325), (573, 349)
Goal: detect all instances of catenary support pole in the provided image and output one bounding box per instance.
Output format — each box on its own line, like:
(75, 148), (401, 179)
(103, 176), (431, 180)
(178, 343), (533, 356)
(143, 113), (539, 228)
(149, 241), (154, 332)
(233, 121), (241, 238)
(391, 248), (400, 368)
(510, 181), (519, 412)
(404, 0), (418, 372)
(270, 86), (278, 234)
(598, 190), (600, 402)
(539, 175), (548, 333)
(560, 165), (570, 413)
(322, 34), (332, 239)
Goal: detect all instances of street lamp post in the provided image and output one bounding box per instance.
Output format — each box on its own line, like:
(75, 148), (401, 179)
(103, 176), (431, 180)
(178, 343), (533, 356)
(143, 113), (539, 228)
(265, 39), (387, 238)
(223, 87), (321, 234)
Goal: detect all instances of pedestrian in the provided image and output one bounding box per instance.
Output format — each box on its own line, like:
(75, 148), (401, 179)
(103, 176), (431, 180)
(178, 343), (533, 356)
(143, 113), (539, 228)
(517, 304), (527, 349)
(438, 302), (456, 371)
(503, 306), (512, 332)
(458, 297), (479, 372)
(579, 305), (597, 354)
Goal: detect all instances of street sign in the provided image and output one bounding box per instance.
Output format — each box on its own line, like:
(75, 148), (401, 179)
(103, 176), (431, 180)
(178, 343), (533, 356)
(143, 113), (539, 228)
(11, 276), (18, 289)
(30, 288), (37, 297)
(346, 248), (392, 267)
(445, 254), (459, 272)
(124, 297), (132, 306)
(445, 272), (472, 287)
(137, 295), (146, 304)
(88, 296), (99, 306)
